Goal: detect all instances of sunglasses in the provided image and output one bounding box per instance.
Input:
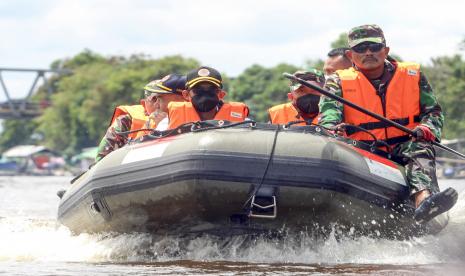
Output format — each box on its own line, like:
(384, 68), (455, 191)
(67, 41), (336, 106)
(146, 93), (160, 102)
(351, 43), (385, 54)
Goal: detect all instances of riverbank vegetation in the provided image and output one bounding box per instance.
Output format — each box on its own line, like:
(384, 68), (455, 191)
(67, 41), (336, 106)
(1, 36), (464, 156)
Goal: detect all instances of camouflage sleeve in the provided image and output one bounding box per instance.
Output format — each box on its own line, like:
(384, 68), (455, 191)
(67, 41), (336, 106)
(95, 114), (132, 161)
(318, 73), (344, 128)
(418, 72), (444, 141)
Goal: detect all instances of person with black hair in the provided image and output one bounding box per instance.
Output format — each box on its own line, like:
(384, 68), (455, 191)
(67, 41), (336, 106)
(323, 47), (353, 76)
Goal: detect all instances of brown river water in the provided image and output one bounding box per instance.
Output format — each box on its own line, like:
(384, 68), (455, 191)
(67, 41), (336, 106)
(0, 176), (464, 275)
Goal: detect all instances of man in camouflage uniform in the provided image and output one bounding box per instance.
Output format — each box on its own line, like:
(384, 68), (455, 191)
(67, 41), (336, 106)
(268, 69), (325, 125)
(96, 109), (137, 162)
(319, 24), (457, 222)
(96, 74), (186, 161)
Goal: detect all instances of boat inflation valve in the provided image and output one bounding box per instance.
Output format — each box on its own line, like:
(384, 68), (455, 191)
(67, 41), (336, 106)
(249, 195), (277, 219)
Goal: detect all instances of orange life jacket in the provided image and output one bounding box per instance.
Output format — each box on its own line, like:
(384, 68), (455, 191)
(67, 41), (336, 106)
(109, 105), (156, 139)
(339, 62), (421, 146)
(167, 102), (249, 129)
(268, 102), (318, 126)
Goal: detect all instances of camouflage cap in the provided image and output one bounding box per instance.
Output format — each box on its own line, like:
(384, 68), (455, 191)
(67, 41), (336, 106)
(348, 24), (386, 48)
(290, 68), (325, 90)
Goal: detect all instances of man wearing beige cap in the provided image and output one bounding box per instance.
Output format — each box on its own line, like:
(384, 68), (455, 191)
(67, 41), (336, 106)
(319, 24), (457, 223)
(142, 75), (187, 131)
(96, 74), (185, 161)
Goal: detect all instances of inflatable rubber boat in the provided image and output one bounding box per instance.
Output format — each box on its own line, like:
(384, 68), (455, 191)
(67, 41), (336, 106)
(57, 120), (448, 238)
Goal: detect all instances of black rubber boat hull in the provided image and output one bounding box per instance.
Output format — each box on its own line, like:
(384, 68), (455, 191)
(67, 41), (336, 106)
(57, 125), (448, 237)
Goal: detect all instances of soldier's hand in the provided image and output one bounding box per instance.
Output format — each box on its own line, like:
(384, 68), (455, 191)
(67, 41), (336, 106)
(412, 125), (435, 142)
(331, 123), (347, 136)
(150, 110), (167, 124)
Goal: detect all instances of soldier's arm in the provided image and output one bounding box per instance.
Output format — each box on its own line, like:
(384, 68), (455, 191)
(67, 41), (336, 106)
(318, 73), (344, 128)
(418, 72), (444, 141)
(95, 114), (132, 161)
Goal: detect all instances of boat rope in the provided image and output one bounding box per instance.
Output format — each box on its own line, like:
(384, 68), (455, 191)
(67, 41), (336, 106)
(284, 120), (312, 127)
(117, 120), (257, 139)
(117, 121), (201, 140)
(242, 124), (280, 210)
(117, 120), (398, 162)
(115, 128), (155, 135)
(190, 120), (257, 133)
(337, 124), (392, 153)
(344, 124), (378, 141)
(284, 121), (393, 153)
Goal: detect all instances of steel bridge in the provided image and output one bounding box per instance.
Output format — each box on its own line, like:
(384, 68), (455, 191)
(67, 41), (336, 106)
(0, 67), (71, 119)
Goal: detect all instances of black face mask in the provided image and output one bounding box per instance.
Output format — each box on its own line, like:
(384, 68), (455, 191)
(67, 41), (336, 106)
(191, 87), (220, 112)
(295, 94), (320, 115)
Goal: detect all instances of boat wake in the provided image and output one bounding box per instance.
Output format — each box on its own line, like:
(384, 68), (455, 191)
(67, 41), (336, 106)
(1, 176), (464, 265)
(1, 192), (465, 265)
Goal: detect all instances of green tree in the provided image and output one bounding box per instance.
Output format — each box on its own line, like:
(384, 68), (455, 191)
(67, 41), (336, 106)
(331, 32), (349, 49)
(423, 54), (465, 139)
(229, 63), (299, 121)
(3, 40), (465, 156)
(0, 119), (37, 152)
(1, 51), (199, 155)
(303, 59), (324, 72)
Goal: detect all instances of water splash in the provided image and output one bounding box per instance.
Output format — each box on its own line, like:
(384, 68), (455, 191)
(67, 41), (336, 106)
(0, 176), (464, 265)
(1, 215), (464, 264)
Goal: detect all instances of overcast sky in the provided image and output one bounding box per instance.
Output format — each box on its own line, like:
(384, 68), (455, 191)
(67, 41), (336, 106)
(1, 0), (464, 100)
